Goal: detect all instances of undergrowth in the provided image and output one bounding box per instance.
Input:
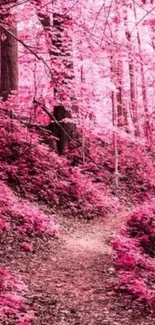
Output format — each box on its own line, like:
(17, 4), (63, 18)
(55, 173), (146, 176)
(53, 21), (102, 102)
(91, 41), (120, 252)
(0, 181), (58, 324)
(0, 109), (117, 217)
(113, 201), (155, 311)
(0, 266), (33, 324)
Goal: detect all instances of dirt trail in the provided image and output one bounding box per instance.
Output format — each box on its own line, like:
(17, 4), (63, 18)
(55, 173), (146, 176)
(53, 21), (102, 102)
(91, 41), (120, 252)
(7, 212), (155, 324)
(61, 214), (121, 255)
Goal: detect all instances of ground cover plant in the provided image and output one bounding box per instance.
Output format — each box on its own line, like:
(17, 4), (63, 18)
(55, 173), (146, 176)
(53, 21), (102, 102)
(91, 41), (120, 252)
(113, 202), (155, 311)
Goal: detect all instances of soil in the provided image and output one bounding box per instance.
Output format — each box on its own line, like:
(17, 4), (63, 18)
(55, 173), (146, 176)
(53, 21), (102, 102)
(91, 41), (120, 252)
(1, 211), (155, 325)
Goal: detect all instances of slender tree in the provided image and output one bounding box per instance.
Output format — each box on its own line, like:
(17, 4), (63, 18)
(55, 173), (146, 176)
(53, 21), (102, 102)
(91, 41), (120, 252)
(111, 55), (119, 188)
(123, 5), (140, 137)
(133, 2), (150, 140)
(0, 2), (18, 100)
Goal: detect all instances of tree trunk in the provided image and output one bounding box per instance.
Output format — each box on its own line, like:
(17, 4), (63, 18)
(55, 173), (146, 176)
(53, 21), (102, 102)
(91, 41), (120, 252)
(52, 13), (75, 101)
(32, 3), (76, 154)
(112, 0), (128, 131)
(133, 3), (150, 140)
(123, 6), (140, 137)
(111, 57), (119, 188)
(0, 13), (18, 100)
(116, 59), (128, 130)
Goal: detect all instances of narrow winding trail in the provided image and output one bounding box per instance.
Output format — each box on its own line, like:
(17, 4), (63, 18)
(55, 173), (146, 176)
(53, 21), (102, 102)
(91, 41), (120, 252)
(8, 212), (154, 324)
(25, 214), (123, 325)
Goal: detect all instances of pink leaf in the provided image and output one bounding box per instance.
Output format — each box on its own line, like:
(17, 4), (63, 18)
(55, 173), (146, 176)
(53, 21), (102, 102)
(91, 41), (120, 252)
(21, 242), (33, 252)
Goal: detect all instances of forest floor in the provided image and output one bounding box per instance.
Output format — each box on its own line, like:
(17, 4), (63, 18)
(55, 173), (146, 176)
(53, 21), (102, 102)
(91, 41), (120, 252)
(1, 209), (155, 325)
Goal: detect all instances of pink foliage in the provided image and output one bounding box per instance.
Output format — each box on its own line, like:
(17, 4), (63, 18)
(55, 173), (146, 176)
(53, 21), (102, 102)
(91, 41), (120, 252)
(119, 141), (155, 199)
(16, 321), (31, 325)
(21, 242), (33, 252)
(0, 266), (34, 322)
(113, 201), (155, 311)
(0, 181), (58, 237)
(69, 166), (119, 216)
(0, 108), (116, 217)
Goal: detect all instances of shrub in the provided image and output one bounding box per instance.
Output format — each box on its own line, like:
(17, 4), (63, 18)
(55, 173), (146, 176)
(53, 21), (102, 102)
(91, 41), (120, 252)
(0, 109), (116, 217)
(0, 266), (34, 323)
(113, 201), (155, 311)
(0, 182), (58, 237)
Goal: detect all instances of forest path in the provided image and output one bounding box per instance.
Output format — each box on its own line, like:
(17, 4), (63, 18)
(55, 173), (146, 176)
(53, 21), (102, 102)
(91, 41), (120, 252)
(10, 211), (153, 324)
(59, 211), (123, 255)
(26, 212), (125, 325)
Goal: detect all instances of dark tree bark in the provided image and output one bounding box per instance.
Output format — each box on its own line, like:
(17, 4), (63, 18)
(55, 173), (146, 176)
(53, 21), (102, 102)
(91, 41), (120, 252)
(0, 25), (18, 100)
(47, 105), (71, 154)
(0, 4), (18, 101)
